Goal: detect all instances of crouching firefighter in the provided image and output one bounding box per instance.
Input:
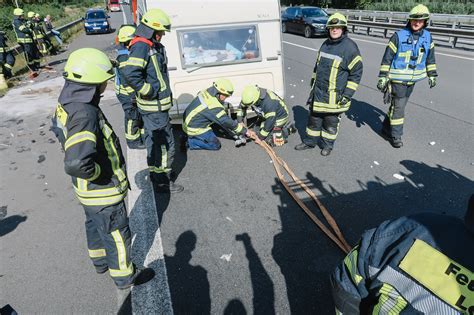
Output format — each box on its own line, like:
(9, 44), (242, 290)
(183, 78), (257, 150)
(295, 13), (363, 156)
(115, 24), (145, 150)
(121, 9), (183, 193)
(377, 4), (438, 148)
(238, 85), (295, 147)
(331, 195), (474, 314)
(0, 30), (15, 92)
(51, 48), (155, 289)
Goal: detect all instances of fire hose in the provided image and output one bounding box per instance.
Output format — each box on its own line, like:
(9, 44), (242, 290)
(256, 139), (352, 254)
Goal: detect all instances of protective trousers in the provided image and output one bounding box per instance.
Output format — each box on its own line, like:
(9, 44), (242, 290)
(382, 83), (414, 139)
(21, 43), (40, 71)
(142, 111), (175, 184)
(0, 52), (15, 78)
(84, 201), (135, 287)
(304, 112), (341, 149)
(118, 96), (144, 149)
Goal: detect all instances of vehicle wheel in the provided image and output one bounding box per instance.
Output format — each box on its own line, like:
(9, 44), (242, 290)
(304, 26), (312, 38)
(282, 22), (287, 33)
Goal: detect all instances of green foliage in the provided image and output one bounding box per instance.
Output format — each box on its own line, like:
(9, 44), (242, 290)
(359, 0), (473, 14)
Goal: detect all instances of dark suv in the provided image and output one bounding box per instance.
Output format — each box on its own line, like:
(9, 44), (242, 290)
(282, 6), (329, 38)
(84, 9), (111, 35)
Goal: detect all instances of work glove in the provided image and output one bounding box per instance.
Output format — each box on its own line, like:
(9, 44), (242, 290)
(272, 127), (285, 147)
(377, 77), (390, 92)
(337, 96), (350, 107)
(428, 76), (437, 89)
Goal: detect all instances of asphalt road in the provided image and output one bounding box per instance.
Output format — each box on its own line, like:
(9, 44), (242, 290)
(1, 6), (473, 314)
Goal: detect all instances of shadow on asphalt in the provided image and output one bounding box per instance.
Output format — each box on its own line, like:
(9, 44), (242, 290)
(0, 215), (27, 237)
(292, 105), (309, 142)
(165, 230), (211, 314)
(224, 299), (248, 314)
(345, 98), (386, 135)
(271, 159), (473, 313)
(235, 233), (275, 314)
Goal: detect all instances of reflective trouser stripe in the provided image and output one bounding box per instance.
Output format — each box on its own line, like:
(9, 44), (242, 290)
(260, 128), (270, 137)
(306, 127), (321, 137)
(125, 120), (141, 140)
(88, 248), (106, 258)
(380, 65), (390, 72)
(76, 193), (126, 206)
(109, 263), (134, 277)
(111, 230), (128, 272)
(426, 64), (437, 72)
(344, 247), (363, 285)
(389, 105), (404, 126)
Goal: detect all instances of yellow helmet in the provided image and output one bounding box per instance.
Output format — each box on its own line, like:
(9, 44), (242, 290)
(326, 13), (348, 28)
(64, 48), (115, 84)
(117, 25), (136, 43)
(141, 9), (171, 32)
(13, 8), (24, 16)
(27, 11), (35, 19)
(241, 85), (260, 107)
(408, 4), (430, 20)
(35, 13), (40, 19)
(213, 78), (234, 96)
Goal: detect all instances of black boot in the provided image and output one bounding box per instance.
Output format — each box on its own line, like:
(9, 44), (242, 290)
(391, 138), (403, 148)
(321, 147), (332, 156)
(117, 267), (155, 290)
(294, 143), (315, 151)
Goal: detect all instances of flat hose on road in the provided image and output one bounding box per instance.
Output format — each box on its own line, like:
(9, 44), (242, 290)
(257, 140), (352, 254)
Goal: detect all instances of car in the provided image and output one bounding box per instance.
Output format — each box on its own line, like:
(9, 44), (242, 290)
(281, 6), (329, 38)
(84, 9), (111, 35)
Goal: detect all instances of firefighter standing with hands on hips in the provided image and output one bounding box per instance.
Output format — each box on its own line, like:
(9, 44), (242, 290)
(122, 9), (184, 193)
(114, 24), (145, 150)
(51, 48), (155, 290)
(295, 13), (363, 156)
(377, 4), (438, 148)
(238, 85), (295, 147)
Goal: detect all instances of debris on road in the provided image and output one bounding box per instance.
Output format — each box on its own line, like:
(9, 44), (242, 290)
(225, 217), (233, 222)
(429, 141), (436, 146)
(441, 149), (445, 153)
(290, 95), (295, 99)
(393, 174), (405, 180)
(37, 155), (46, 163)
(374, 161), (380, 166)
(220, 254), (232, 262)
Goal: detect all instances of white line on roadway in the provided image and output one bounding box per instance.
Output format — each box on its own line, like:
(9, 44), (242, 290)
(121, 5), (128, 24)
(284, 37), (474, 61)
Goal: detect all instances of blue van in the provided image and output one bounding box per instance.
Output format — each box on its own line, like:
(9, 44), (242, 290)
(84, 9), (111, 35)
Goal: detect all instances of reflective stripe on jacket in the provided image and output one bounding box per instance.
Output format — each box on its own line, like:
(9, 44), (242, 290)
(114, 47), (135, 97)
(183, 87), (245, 137)
(12, 18), (33, 44)
(389, 28), (432, 83)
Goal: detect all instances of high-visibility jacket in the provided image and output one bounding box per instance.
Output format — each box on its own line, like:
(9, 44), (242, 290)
(121, 37), (172, 113)
(309, 33), (363, 114)
(31, 21), (45, 40)
(12, 18), (33, 44)
(237, 89), (289, 139)
(379, 28), (437, 84)
(0, 32), (15, 75)
(331, 213), (474, 315)
(114, 45), (135, 98)
(183, 86), (246, 137)
(51, 81), (129, 207)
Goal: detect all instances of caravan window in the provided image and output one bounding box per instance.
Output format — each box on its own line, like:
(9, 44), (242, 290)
(178, 25), (261, 68)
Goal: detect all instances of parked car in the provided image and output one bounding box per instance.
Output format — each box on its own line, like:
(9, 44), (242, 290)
(282, 6), (329, 38)
(84, 9), (111, 35)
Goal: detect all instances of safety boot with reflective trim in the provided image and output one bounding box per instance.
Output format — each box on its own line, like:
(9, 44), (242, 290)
(294, 143), (315, 151)
(117, 267), (155, 290)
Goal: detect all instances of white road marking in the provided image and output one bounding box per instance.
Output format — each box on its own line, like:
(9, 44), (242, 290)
(282, 41), (319, 52)
(121, 5), (128, 24)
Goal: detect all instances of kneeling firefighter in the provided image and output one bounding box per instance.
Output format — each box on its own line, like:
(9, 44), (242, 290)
(51, 48), (154, 289)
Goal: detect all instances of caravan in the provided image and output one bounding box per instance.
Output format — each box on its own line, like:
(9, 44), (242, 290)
(129, 0), (285, 120)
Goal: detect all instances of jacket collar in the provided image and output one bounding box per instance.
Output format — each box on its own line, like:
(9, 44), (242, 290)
(58, 80), (101, 106)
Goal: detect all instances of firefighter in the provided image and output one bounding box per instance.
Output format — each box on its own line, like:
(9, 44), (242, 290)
(295, 13), (363, 156)
(238, 85), (295, 147)
(0, 30), (15, 91)
(51, 48), (155, 289)
(12, 8), (40, 72)
(114, 24), (145, 150)
(34, 13), (56, 55)
(377, 4), (438, 148)
(121, 9), (183, 193)
(30, 12), (50, 56)
(331, 195), (474, 314)
(183, 78), (256, 150)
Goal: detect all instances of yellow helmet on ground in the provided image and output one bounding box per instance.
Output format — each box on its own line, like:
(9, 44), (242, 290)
(118, 25), (136, 43)
(27, 11), (35, 19)
(213, 78), (234, 96)
(408, 4), (430, 20)
(35, 13), (40, 19)
(241, 85), (260, 107)
(13, 8), (24, 16)
(141, 9), (171, 32)
(64, 48), (115, 84)
(326, 13), (348, 28)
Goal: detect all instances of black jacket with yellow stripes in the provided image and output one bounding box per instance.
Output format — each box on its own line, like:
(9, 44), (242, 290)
(12, 17), (33, 44)
(51, 81), (129, 207)
(121, 38), (172, 113)
(183, 86), (246, 137)
(309, 33), (363, 114)
(236, 89), (289, 139)
(331, 213), (473, 314)
(114, 44), (135, 106)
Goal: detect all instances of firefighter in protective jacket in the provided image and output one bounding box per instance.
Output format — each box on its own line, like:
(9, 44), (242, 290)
(183, 79), (255, 150)
(51, 48), (154, 289)
(331, 195), (474, 314)
(377, 4), (438, 148)
(0, 30), (15, 89)
(12, 8), (40, 71)
(237, 85), (295, 147)
(295, 13), (363, 156)
(121, 9), (183, 193)
(114, 24), (145, 149)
